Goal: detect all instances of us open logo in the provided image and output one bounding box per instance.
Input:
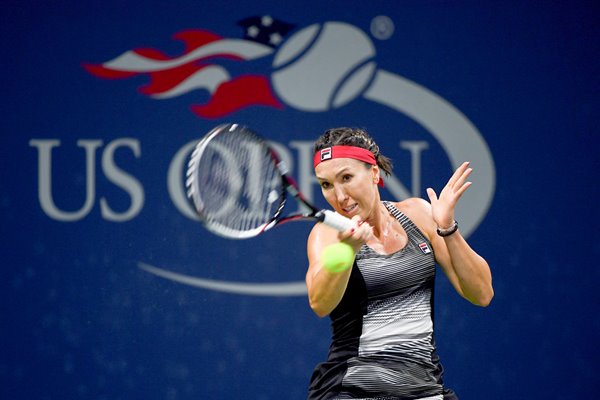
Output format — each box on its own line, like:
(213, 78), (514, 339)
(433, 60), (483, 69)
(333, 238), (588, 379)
(82, 16), (495, 296)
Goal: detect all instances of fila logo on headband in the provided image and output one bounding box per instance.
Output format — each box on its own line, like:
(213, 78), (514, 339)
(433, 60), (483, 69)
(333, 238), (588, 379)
(320, 147), (332, 161)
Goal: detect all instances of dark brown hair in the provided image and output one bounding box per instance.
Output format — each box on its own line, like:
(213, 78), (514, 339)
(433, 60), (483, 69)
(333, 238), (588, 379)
(313, 127), (393, 176)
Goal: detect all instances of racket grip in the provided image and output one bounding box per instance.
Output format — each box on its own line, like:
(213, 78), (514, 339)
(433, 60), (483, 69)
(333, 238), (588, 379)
(317, 210), (355, 232)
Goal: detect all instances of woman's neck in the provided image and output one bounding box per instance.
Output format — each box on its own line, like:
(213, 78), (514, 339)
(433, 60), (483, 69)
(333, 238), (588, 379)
(367, 201), (390, 239)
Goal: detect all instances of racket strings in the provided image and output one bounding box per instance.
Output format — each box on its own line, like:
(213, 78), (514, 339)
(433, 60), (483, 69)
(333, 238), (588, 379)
(189, 126), (284, 235)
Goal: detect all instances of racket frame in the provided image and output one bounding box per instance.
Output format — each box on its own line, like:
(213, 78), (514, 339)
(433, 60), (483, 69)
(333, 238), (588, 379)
(186, 123), (352, 239)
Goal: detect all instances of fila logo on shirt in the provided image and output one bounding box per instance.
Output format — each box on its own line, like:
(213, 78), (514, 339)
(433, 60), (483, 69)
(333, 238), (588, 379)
(419, 242), (432, 254)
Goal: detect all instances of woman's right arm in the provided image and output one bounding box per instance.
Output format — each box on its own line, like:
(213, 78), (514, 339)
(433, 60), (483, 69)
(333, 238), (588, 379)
(305, 219), (370, 317)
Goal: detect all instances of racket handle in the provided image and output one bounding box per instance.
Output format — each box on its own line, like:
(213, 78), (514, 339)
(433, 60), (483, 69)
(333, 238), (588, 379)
(317, 210), (355, 232)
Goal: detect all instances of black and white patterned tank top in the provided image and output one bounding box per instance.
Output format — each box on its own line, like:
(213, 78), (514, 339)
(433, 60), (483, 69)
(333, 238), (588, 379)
(308, 202), (456, 400)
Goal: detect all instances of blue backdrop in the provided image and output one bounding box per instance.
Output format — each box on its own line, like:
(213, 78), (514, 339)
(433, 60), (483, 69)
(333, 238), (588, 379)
(2, 1), (598, 399)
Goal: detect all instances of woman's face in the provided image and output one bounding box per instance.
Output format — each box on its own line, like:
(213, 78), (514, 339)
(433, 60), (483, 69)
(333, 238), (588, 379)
(315, 158), (380, 221)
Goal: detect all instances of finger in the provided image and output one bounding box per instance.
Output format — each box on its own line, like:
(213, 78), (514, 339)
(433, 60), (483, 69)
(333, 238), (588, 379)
(339, 216), (364, 237)
(357, 222), (375, 242)
(454, 181), (473, 199)
(448, 161), (470, 187)
(342, 220), (372, 244)
(454, 167), (473, 189)
(426, 187), (437, 203)
(351, 215), (363, 228)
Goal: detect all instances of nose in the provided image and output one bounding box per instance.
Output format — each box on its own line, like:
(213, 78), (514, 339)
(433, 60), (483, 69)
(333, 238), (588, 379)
(334, 184), (347, 204)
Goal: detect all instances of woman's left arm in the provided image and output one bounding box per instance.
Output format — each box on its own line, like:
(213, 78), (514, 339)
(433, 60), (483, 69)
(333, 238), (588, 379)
(424, 162), (494, 306)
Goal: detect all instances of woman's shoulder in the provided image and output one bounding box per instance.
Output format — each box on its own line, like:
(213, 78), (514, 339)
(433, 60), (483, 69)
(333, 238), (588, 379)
(388, 197), (431, 216)
(387, 198), (435, 237)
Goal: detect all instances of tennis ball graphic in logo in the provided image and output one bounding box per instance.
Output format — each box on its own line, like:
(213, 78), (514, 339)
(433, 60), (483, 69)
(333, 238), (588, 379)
(272, 22), (377, 112)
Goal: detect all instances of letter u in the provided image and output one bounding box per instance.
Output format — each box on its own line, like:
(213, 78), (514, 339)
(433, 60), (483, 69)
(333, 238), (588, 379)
(29, 139), (102, 221)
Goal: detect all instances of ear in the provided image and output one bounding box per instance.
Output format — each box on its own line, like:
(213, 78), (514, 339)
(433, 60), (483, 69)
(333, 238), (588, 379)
(371, 165), (380, 184)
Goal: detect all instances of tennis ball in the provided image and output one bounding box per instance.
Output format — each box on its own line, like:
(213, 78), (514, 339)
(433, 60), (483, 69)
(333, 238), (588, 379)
(271, 22), (376, 112)
(321, 242), (355, 273)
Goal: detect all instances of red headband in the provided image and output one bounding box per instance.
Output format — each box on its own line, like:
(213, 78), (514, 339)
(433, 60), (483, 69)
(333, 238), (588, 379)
(313, 145), (384, 187)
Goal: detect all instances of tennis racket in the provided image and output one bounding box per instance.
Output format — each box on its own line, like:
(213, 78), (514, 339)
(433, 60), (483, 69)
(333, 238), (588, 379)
(186, 123), (354, 239)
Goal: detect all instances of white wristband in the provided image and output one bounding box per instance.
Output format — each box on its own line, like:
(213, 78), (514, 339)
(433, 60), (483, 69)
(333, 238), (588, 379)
(436, 220), (458, 237)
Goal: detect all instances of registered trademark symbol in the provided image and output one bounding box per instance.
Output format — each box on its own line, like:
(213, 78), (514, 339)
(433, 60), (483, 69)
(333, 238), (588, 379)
(370, 15), (394, 40)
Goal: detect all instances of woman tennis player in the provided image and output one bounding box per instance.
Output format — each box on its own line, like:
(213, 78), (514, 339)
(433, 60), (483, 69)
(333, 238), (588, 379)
(306, 127), (493, 400)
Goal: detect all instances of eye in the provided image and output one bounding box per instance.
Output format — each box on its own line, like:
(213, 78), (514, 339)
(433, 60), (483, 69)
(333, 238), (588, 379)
(342, 174), (353, 182)
(320, 181), (331, 189)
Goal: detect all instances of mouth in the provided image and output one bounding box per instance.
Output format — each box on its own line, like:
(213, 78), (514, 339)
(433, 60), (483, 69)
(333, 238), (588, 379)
(342, 204), (358, 215)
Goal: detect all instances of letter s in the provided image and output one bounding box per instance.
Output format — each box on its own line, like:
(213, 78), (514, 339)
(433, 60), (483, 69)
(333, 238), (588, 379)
(100, 138), (144, 222)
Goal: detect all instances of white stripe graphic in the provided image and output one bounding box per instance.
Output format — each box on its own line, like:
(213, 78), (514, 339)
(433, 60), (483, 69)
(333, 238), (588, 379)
(103, 40), (273, 72)
(150, 65), (230, 98)
(138, 262), (307, 296)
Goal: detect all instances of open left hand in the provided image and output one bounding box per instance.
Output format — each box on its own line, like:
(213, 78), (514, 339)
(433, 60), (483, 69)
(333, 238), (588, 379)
(426, 161), (473, 230)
